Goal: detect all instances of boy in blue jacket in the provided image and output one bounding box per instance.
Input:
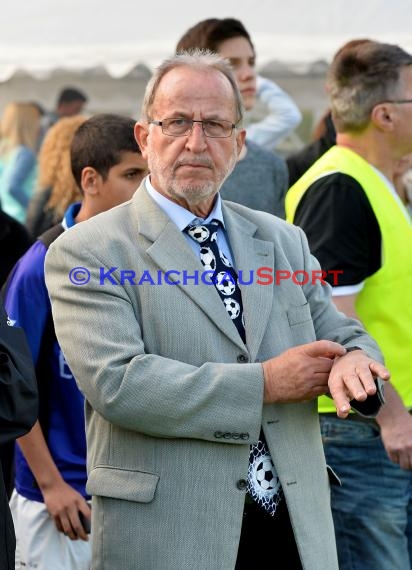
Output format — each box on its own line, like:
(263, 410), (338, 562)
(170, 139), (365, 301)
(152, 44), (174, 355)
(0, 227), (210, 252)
(4, 114), (147, 569)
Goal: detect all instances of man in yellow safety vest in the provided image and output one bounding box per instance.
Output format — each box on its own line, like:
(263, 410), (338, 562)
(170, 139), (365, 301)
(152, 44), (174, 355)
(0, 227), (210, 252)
(286, 40), (412, 569)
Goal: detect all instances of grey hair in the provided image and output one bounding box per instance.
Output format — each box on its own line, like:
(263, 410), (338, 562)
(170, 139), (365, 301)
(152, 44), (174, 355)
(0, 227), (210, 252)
(327, 41), (412, 133)
(140, 49), (244, 125)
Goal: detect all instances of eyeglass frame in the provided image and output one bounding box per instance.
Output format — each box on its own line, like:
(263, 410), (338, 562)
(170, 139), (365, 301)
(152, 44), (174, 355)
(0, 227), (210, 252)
(380, 99), (412, 105)
(148, 117), (238, 138)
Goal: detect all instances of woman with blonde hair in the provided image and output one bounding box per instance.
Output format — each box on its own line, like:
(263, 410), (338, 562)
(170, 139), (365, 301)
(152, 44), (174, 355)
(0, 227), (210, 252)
(26, 115), (87, 237)
(0, 102), (41, 223)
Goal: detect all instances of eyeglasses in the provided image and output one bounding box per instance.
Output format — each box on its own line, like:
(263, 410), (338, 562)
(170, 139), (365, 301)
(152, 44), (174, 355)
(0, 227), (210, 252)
(383, 99), (412, 105)
(149, 118), (237, 138)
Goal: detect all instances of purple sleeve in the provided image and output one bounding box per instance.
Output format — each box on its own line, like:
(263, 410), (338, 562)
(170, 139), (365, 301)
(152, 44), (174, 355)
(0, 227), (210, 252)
(4, 241), (51, 363)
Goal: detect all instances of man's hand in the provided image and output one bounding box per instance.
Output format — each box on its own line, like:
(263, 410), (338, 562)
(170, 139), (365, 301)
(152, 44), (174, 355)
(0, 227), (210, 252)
(328, 350), (390, 418)
(380, 412), (412, 470)
(17, 421), (91, 540)
(376, 383), (412, 470)
(42, 479), (91, 541)
(262, 340), (347, 404)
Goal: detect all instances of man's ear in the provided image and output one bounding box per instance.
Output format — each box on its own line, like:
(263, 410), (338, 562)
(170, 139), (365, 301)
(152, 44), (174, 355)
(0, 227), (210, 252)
(235, 128), (247, 157)
(371, 103), (395, 132)
(80, 167), (100, 196)
(135, 122), (149, 160)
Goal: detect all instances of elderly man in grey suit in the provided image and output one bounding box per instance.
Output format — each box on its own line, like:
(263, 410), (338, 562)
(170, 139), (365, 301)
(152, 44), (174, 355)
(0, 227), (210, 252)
(45, 51), (389, 570)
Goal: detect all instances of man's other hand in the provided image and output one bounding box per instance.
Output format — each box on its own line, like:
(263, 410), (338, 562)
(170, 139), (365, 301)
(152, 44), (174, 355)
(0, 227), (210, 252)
(328, 349), (390, 418)
(262, 340), (346, 404)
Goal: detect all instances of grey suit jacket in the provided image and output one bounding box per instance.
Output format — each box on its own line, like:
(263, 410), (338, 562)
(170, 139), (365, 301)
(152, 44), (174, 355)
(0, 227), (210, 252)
(45, 183), (382, 570)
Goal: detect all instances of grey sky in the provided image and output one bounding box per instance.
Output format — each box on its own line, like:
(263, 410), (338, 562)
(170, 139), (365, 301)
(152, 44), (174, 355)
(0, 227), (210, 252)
(1, 0), (411, 74)
(4, 0), (411, 43)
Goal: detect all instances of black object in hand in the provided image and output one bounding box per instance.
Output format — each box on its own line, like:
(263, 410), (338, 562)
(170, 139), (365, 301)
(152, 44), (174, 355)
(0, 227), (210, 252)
(78, 511), (91, 534)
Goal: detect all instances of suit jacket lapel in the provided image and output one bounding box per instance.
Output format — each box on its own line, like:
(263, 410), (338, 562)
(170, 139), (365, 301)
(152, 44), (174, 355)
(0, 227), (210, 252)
(132, 186), (246, 350)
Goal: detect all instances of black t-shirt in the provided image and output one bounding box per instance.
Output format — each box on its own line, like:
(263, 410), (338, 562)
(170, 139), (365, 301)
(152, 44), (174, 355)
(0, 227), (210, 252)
(286, 111), (336, 187)
(294, 173), (382, 288)
(0, 210), (32, 288)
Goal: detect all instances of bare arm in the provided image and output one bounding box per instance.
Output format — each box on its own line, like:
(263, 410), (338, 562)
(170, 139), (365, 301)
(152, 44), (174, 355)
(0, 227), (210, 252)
(17, 420), (91, 540)
(332, 293), (359, 320)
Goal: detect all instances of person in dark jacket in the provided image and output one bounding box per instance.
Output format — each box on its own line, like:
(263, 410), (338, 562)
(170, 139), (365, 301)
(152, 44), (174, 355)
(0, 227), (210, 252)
(0, 303), (38, 570)
(0, 209), (32, 287)
(286, 110), (336, 187)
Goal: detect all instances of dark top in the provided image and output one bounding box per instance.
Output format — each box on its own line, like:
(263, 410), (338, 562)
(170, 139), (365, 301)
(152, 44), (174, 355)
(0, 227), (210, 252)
(25, 187), (56, 239)
(287, 112), (336, 187)
(0, 210), (33, 287)
(294, 172), (381, 287)
(220, 139), (288, 218)
(0, 304), (38, 569)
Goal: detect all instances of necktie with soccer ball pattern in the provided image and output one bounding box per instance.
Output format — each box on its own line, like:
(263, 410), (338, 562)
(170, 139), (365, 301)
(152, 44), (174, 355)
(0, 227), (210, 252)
(185, 220), (245, 342)
(185, 220), (283, 516)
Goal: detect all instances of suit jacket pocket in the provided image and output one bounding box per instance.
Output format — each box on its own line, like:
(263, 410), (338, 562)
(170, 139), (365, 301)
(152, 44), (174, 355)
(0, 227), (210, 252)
(326, 465), (342, 486)
(286, 302), (312, 326)
(87, 465), (159, 503)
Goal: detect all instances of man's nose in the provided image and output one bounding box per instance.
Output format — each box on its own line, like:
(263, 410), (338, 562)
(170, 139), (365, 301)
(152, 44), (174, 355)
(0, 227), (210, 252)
(185, 122), (208, 152)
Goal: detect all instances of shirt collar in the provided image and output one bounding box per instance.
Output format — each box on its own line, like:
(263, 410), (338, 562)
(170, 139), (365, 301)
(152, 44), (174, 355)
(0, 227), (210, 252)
(145, 175), (226, 231)
(62, 202), (82, 230)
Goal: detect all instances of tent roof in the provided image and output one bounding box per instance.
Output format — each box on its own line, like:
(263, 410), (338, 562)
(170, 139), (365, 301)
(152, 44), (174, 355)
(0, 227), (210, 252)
(2, 0), (411, 81)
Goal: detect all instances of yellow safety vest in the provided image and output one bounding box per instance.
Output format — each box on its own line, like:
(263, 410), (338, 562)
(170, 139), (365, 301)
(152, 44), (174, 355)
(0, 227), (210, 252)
(286, 145), (412, 412)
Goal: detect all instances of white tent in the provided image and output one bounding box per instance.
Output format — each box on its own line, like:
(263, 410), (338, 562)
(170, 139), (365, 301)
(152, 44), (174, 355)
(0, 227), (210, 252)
(2, 0), (411, 81)
(1, 0), (411, 136)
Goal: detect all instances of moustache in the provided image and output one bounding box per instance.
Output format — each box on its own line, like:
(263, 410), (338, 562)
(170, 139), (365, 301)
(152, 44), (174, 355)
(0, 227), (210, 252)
(174, 158), (213, 170)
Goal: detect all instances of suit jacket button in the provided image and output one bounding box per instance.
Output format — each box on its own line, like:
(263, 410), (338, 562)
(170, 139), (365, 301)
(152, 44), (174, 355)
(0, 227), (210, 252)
(237, 354), (248, 363)
(237, 479), (247, 490)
